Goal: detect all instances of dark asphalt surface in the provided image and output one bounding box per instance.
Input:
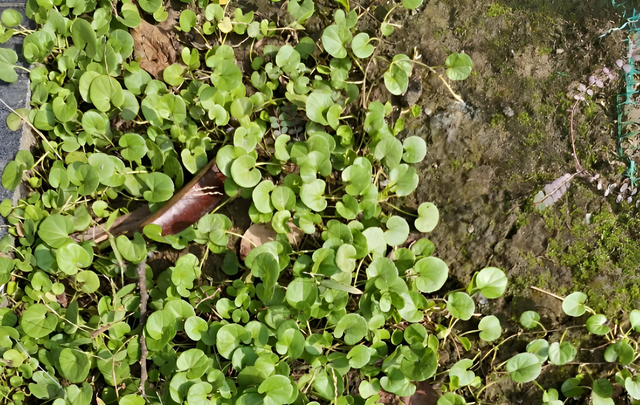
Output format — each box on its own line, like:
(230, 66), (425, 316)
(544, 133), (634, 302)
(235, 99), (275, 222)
(0, 0), (30, 238)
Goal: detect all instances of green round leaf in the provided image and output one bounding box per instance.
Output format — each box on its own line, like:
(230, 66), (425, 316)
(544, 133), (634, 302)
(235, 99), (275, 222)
(75, 270), (100, 293)
(82, 110), (110, 138)
(300, 179), (327, 212)
(90, 75), (124, 112)
(352, 32), (374, 58)
(592, 379), (613, 402)
(138, 0), (161, 13)
(52, 94), (78, 122)
(626, 376), (640, 400)
(58, 348), (90, 383)
(402, 136), (427, 163)
(445, 53), (473, 81)
(144, 172), (175, 203)
(519, 311), (540, 329)
(630, 309), (640, 331)
(478, 315), (502, 342)
(163, 64), (185, 87)
(334, 313), (367, 345)
(437, 393), (466, 405)
(176, 348), (209, 379)
(389, 164), (418, 196)
(604, 340), (634, 365)
(115, 233), (147, 263)
(72, 164), (100, 196)
(0, 48), (18, 83)
(230, 155), (261, 188)
(179, 9), (196, 32)
(119, 133), (148, 163)
(258, 375), (294, 405)
(449, 359), (475, 389)
(336, 194), (360, 220)
(1, 9), (22, 27)
(306, 91), (333, 126)
(336, 244), (357, 273)
(562, 292), (587, 317)
(252, 180), (275, 214)
(38, 214), (74, 248)
(271, 186), (296, 211)
(402, 0), (424, 10)
(380, 367), (415, 397)
(57, 242), (93, 275)
(285, 277), (318, 309)
(347, 345), (373, 369)
(526, 339), (549, 362)
(447, 292), (475, 320)
(374, 137), (403, 169)
(20, 304), (57, 338)
(119, 394), (145, 405)
(506, 353), (541, 383)
(321, 24), (350, 58)
(548, 341), (576, 365)
(216, 324), (247, 359)
(275, 45), (301, 71)
(472, 267), (507, 299)
(414, 257), (448, 293)
(210, 59), (242, 91)
(586, 314), (610, 336)
(384, 216), (409, 246)
(1, 160), (22, 190)
(230, 97), (253, 119)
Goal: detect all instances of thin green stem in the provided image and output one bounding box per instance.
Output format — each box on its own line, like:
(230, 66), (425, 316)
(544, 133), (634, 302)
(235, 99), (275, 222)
(381, 201), (417, 217)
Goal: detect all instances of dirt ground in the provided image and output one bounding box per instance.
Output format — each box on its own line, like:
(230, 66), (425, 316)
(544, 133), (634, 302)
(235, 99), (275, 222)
(372, 0), (637, 402)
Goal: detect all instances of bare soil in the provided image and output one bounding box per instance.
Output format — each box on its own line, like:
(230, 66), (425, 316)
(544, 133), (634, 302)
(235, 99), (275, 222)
(376, 0), (635, 402)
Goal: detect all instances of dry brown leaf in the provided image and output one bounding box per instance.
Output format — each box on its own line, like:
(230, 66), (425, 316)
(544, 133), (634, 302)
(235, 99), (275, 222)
(141, 160), (226, 235)
(156, 6), (180, 32)
(56, 292), (68, 308)
(377, 389), (397, 405)
(402, 381), (439, 405)
(239, 222), (304, 260)
(130, 19), (177, 78)
(79, 160), (225, 243)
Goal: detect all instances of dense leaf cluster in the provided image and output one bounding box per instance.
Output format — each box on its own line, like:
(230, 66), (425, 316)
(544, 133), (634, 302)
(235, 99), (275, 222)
(0, 1), (569, 405)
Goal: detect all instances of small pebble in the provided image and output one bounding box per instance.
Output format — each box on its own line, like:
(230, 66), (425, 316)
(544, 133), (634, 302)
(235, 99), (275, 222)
(503, 106), (514, 117)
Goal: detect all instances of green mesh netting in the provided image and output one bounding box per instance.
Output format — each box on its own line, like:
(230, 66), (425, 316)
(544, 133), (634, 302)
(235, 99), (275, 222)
(616, 5), (640, 184)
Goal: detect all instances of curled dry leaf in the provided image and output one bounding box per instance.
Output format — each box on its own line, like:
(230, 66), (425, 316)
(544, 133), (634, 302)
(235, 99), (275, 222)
(131, 19), (177, 78)
(377, 389), (398, 405)
(56, 292), (68, 308)
(239, 222), (304, 260)
(142, 160), (225, 235)
(402, 381), (439, 405)
(82, 160), (225, 243)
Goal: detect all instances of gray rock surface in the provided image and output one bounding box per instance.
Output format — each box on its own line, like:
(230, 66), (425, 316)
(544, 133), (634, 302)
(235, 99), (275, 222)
(0, 1), (30, 238)
(0, 0), (32, 237)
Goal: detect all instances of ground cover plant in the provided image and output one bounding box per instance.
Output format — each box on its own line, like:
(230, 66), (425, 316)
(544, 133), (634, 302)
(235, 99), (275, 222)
(1, 0), (640, 404)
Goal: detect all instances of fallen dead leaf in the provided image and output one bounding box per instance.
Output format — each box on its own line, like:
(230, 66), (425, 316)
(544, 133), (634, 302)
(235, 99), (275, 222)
(156, 5), (180, 32)
(377, 389), (397, 405)
(131, 19), (177, 78)
(239, 222), (304, 260)
(56, 292), (68, 308)
(79, 160), (225, 243)
(402, 381), (439, 405)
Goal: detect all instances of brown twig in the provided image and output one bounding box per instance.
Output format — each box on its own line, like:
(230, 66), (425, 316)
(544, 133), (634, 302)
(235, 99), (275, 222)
(137, 258), (149, 396)
(569, 100), (584, 173)
(529, 286), (565, 301)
